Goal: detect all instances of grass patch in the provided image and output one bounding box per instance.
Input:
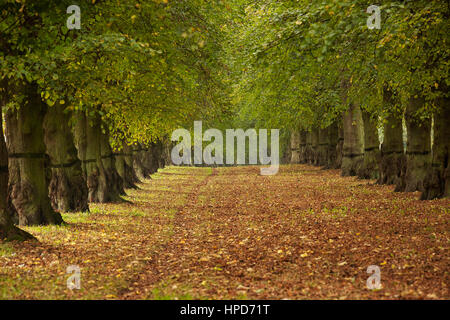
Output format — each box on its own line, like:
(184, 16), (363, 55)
(0, 243), (15, 257)
(22, 224), (70, 235)
(149, 282), (200, 300)
(62, 211), (91, 224)
(89, 207), (103, 215)
(128, 209), (146, 217)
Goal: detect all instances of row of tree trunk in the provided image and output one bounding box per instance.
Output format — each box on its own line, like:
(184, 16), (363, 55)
(290, 93), (449, 200)
(0, 82), (168, 241)
(290, 122), (343, 170)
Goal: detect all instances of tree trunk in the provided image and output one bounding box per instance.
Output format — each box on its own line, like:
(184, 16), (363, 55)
(298, 130), (307, 164)
(74, 112), (100, 202)
(132, 143), (147, 179)
(100, 125), (125, 199)
(358, 111), (380, 180)
(326, 122), (339, 169)
(115, 142), (139, 189)
(311, 128), (319, 165)
(379, 119), (405, 187)
(5, 83), (63, 226)
(74, 113), (123, 203)
(398, 96), (431, 193)
(159, 140), (170, 167)
(0, 83), (35, 240)
(145, 145), (159, 174)
(125, 143), (140, 185)
(150, 141), (165, 170)
(335, 122), (344, 169)
(151, 143), (161, 172)
(139, 146), (154, 176)
(43, 102), (88, 212)
(290, 131), (301, 164)
(0, 147), (34, 238)
(341, 103), (364, 176)
(73, 111), (88, 181)
(317, 127), (329, 167)
(156, 141), (166, 168)
(163, 141), (172, 166)
(305, 131), (313, 164)
(422, 93), (450, 199)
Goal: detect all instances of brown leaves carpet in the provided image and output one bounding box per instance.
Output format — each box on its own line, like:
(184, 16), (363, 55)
(0, 165), (448, 299)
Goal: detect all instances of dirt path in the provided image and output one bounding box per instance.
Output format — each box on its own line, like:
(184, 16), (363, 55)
(0, 165), (448, 299)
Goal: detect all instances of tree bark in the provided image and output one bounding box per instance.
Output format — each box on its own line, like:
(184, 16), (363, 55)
(326, 122), (339, 169)
(311, 128), (319, 165)
(335, 121), (344, 169)
(43, 102), (88, 212)
(132, 143), (148, 179)
(305, 131), (313, 164)
(5, 82), (63, 226)
(115, 141), (139, 189)
(422, 93), (450, 199)
(143, 144), (160, 174)
(74, 112), (123, 203)
(0, 83), (35, 240)
(163, 141), (172, 166)
(298, 130), (307, 164)
(74, 112), (99, 202)
(73, 111), (88, 180)
(358, 111), (380, 180)
(150, 141), (165, 170)
(379, 123), (405, 187)
(156, 140), (166, 168)
(317, 127), (329, 167)
(341, 103), (364, 176)
(99, 124), (125, 199)
(290, 131), (301, 164)
(398, 96), (431, 193)
(0, 145), (34, 240)
(139, 146), (153, 176)
(125, 143), (141, 185)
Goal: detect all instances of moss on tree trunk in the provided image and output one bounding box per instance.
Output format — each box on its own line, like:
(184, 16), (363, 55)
(43, 102), (88, 212)
(4, 83), (63, 226)
(358, 111), (380, 180)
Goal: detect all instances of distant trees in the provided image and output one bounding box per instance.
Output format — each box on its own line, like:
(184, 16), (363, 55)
(229, 0), (448, 200)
